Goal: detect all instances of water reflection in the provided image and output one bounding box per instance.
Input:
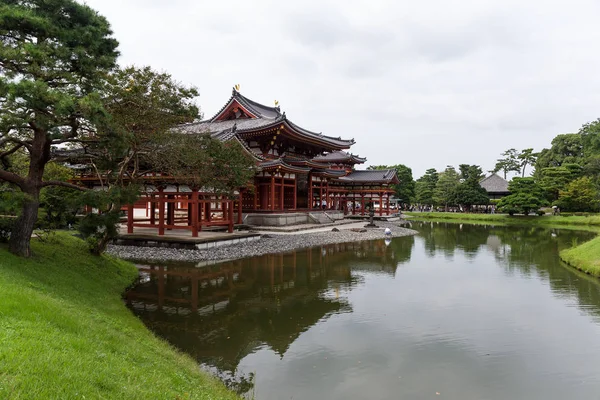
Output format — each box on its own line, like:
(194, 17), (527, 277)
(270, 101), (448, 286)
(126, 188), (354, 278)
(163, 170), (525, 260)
(126, 238), (415, 376)
(126, 225), (600, 399)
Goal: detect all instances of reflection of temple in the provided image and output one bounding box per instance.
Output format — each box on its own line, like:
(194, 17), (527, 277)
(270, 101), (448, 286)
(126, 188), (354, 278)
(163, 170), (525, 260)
(125, 238), (415, 372)
(126, 248), (355, 372)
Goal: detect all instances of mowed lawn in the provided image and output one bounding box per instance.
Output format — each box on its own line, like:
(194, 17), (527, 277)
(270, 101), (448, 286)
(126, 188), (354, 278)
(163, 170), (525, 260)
(0, 233), (238, 400)
(560, 236), (600, 278)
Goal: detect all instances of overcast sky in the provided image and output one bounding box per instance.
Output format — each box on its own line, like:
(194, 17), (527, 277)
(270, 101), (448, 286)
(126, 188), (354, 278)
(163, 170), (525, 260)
(83, 0), (600, 178)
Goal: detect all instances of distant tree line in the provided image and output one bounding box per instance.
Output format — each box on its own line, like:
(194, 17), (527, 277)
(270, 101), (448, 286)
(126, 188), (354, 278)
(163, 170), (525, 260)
(374, 118), (600, 215)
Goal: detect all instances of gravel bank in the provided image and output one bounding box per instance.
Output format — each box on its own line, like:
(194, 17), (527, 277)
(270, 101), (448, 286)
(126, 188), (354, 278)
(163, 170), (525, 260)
(106, 222), (417, 263)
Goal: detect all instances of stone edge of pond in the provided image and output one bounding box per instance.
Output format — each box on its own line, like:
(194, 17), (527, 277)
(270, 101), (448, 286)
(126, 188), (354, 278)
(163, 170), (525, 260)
(106, 222), (418, 264)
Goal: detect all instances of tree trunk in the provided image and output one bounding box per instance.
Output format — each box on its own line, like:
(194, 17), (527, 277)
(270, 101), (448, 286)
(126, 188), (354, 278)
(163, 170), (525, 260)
(8, 188), (40, 257)
(8, 129), (50, 257)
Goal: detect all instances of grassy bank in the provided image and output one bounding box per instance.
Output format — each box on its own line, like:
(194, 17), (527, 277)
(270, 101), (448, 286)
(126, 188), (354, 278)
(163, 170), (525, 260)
(0, 233), (238, 399)
(560, 236), (600, 278)
(404, 212), (600, 230)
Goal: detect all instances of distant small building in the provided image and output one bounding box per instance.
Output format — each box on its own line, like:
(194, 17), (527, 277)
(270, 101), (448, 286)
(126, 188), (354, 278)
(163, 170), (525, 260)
(479, 174), (510, 200)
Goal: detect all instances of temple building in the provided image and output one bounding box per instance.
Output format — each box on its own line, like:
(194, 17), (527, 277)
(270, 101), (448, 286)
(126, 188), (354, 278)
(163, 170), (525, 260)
(73, 88), (399, 236)
(178, 89), (399, 221)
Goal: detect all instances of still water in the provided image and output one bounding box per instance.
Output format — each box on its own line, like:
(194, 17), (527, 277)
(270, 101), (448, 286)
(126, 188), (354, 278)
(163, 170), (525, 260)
(126, 223), (600, 400)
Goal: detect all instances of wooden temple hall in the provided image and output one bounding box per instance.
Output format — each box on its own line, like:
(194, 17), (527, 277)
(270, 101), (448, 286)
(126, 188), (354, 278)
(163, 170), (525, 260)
(120, 89), (399, 236)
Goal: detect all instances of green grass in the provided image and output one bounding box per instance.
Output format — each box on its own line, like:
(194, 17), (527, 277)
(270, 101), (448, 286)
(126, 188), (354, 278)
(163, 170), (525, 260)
(404, 211), (600, 229)
(560, 236), (600, 278)
(0, 232), (238, 400)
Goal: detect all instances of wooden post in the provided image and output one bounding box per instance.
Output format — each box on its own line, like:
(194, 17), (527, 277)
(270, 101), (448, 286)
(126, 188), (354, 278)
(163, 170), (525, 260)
(126, 203), (134, 234)
(325, 180), (329, 210)
(270, 174), (275, 211)
(379, 193), (383, 216)
(206, 199), (211, 222)
(308, 173), (313, 210)
(279, 176), (284, 210)
(228, 201), (234, 233)
(237, 190), (243, 225)
(150, 197), (156, 225)
(158, 187), (165, 236)
(198, 197), (203, 232)
(293, 177), (297, 210)
(386, 193), (390, 215)
(166, 194), (175, 229)
(253, 180), (258, 210)
(191, 189), (199, 237)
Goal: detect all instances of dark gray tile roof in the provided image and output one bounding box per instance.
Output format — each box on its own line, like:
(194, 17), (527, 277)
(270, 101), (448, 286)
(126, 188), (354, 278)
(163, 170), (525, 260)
(182, 90), (355, 149)
(479, 174), (509, 193)
(258, 159), (311, 173)
(313, 151), (366, 163)
(178, 118), (279, 136)
(312, 169), (348, 178)
(338, 169), (398, 183)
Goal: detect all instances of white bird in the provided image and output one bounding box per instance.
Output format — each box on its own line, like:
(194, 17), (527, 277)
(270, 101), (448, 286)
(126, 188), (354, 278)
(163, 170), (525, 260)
(384, 227), (392, 236)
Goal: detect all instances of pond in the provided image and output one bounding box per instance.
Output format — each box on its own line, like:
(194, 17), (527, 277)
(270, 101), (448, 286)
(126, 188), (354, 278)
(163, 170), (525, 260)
(125, 223), (600, 400)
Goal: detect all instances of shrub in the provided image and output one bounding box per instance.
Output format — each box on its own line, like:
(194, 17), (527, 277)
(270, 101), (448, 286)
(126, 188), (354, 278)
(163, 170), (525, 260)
(0, 216), (15, 243)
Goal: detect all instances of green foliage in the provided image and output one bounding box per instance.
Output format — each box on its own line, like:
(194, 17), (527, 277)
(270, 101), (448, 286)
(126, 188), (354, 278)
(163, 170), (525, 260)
(38, 162), (80, 229)
(556, 176), (600, 212)
(450, 181), (489, 209)
(535, 133), (585, 170)
(498, 177), (546, 215)
(517, 148), (537, 177)
(494, 148), (521, 179)
(76, 66), (209, 254)
(538, 163), (582, 201)
(415, 168), (438, 204)
(0, 0), (120, 255)
(458, 164), (484, 183)
(0, 216), (15, 242)
(434, 166), (460, 207)
(146, 133), (256, 195)
(367, 164), (415, 203)
(77, 185), (139, 255)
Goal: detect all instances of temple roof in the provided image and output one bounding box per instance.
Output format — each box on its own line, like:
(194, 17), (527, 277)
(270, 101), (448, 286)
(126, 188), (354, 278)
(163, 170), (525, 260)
(313, 151), (366, 164)
(258, 159), (311, 173)
(479, 174), (509, 193)
(178, 90), (355, 150)
(338, 169), (399, 184)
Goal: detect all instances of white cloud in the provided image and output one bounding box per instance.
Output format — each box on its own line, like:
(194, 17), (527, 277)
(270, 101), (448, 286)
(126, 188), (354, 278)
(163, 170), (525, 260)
(83, 0), (600, 177)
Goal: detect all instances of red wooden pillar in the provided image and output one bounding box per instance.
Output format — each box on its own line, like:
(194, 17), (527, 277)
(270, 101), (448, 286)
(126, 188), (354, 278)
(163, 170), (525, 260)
(270, 174), (275, 211)
(237, 190), (243, 225)
(126, 203), (134, 234)
(150, 197), (156, 225)
(279, 176), (284, 210)
(379, 193), (383, 216)
(308, 173), (313, 210)
(228, 200), (234, 233)
(158, 187), (165, 235)
(386, 193), (390, 215)
(325, 180), (329, 210)
(191, 189), (199, 237)
(293, 176), (297, 210)
(206, 199), (211, 222)
(253, 179), (259, 210)
(198, 198), (203, 232)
